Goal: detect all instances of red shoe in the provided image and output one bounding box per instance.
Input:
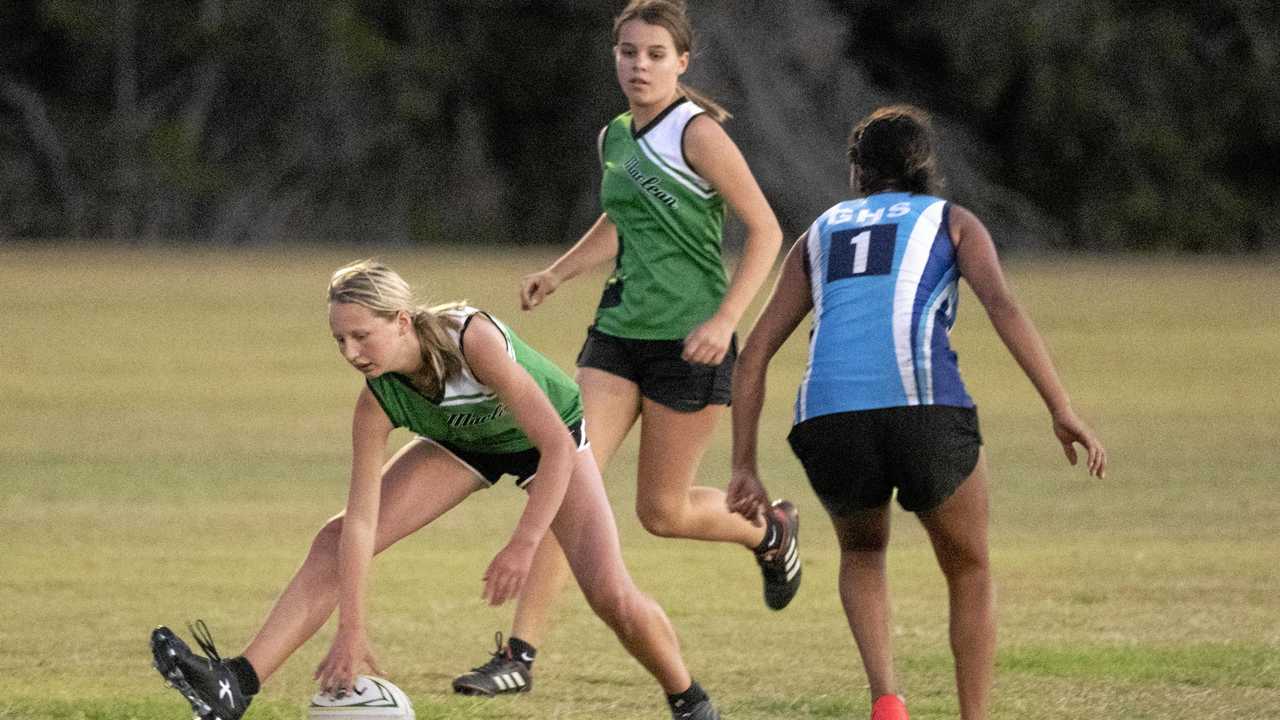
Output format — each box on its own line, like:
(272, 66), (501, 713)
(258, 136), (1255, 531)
(871, 694), (909, 720)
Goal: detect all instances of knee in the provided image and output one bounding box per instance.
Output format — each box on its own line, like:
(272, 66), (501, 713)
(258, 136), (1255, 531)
(635, 499), (685, 538)
(937, 544), (991, 582)
(584, 580), (642, 632)
(836, 527), (890, 555)
(307, 517), (343, 561)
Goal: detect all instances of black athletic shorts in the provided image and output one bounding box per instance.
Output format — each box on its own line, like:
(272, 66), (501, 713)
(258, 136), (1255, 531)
(425, 419), (587, 489)
(575, 326), (735, 412)
(787, 405), (982, 515)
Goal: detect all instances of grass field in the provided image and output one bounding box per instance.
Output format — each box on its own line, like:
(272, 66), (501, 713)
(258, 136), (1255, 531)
(1, 244), (1277, 719)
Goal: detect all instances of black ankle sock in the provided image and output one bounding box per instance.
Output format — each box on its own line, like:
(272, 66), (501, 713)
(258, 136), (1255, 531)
(227, 656), (260, 696)
(754, 511), (782, 554)
(667, 680), (708, 712)
(508, 636), (537, 669)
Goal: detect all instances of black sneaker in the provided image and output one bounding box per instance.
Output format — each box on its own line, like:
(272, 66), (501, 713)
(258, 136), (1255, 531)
(151, 621), (250, 720)
(672, 698), (721, 720)
(756, 499), (802, 610)
(451, 632), (532, 697)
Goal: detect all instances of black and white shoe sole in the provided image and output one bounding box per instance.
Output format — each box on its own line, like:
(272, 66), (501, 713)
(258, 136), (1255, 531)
(451, 678), (496, 698)
(452, 676), (531, 697)
(151, 628), (220, 720)
(764, 500), (802, 610)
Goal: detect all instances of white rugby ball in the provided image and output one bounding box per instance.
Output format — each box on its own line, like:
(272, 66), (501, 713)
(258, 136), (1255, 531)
(307, 675), (415, 719)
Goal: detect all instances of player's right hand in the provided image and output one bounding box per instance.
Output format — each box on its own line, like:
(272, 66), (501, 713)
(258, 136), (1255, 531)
(315, 625), (383, 697)
(520, 269), (561, 311)
(726, 467), (770, 526)
(482, 537), (537, 606)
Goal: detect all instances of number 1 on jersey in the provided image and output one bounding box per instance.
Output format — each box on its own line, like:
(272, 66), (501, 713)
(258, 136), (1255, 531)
(848, 230), (872, 274)
(827, 223), (897, 282)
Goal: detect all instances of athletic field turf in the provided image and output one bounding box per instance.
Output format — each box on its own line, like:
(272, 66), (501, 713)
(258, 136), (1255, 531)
(2, 245), (1277, 719)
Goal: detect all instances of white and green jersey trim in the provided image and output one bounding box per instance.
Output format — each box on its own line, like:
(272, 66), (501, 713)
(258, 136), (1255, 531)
(365, 307), (582, 454)
(595, 98), (729, 340)
(434, 308), (510, 408)
(633, 102), (716, 199)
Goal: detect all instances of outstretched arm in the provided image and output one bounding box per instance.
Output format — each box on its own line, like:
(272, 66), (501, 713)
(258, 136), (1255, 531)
(729, 235), (813, 521)
(316, 387), (392, 694)
(522, 124), (624, 310)
(681, 115), (783, 365)
(521, 213), (619, 310)
(462, 315), (576, 605)
(951, 205), (1107, 478)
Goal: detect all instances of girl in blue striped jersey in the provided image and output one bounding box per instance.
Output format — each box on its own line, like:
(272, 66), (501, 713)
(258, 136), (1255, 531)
(728, 106), (1107, 720)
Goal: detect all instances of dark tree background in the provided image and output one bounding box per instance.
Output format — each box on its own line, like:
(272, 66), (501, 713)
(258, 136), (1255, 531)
(1, 0), (1276, 250)
(832, 0), (1280, 251)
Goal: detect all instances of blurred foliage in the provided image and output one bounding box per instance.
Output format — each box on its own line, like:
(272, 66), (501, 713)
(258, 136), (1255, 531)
(0, 0), (615, 243)
(832, 0), (1279, 250)
(0, 0), (1276, 250)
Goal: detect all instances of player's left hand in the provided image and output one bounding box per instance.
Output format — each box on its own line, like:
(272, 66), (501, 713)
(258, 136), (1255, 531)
(682, 314), (735, 366)
(315, 626), (382, 696)
(1051, 407), (1108, 479)
(483, 537), (538, 606)
(726, 467), (770, 525)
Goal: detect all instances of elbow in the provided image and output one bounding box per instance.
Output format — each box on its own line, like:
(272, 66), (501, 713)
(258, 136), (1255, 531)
(765, 219), (783, 246)
(543, 430), (577, 466)
(762, 225), (784, 255)
(558, 432), (577, 459)
(746, 220), (783, 255)
(732, 351), (768, 393)
(734, 344), (765, 377)
(982, 291), (1021, 322)
(738, 333), (780, 371)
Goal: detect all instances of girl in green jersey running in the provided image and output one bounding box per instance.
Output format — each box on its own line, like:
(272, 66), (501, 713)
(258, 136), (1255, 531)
(150, 261), (722, 720)
(452, 0), (798, 700)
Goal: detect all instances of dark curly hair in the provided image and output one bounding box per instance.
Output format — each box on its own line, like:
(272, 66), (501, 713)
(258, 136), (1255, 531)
(847, 105), (943, 196)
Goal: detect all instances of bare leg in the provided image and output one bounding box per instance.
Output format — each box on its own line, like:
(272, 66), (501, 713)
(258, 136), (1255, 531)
(553, 448), (691, 693)
(917, 451), (995, 720)
(635, 399), (767, 547)
(242, 440), (483, 682)
(832, 504), (898, 700)
(508, 531), (572, 647)
(509, 368), (641, 645)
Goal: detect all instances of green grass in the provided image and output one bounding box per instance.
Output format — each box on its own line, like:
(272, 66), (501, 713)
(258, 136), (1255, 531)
(1, 245), (1277, 719)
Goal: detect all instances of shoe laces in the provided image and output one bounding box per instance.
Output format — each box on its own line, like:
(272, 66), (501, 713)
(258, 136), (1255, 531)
(188, 619), (224, 664)
(471, 631), (516, 674)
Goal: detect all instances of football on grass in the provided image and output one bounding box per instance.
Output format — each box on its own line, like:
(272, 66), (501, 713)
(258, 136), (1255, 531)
(307, 676), (415, 719)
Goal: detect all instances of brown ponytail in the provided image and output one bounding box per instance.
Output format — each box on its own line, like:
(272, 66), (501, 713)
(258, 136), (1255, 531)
(678, 83), (731, 123)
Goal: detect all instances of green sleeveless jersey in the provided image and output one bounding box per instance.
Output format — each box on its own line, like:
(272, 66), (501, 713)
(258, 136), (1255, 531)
(365, 308), (582, 454)
(595, 98), (728, 340)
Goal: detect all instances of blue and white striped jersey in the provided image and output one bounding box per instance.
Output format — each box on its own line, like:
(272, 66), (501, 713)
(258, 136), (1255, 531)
(795, 192), (974, 424)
